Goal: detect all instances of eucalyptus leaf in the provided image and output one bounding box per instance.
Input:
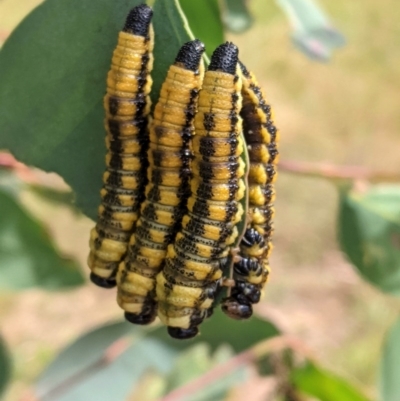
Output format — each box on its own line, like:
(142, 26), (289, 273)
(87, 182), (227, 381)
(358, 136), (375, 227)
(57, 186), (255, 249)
(338, 185), (400, 295)
(291, 362), (371, 401)
(0, 0), (195, 220)
(151, 308), (280, 353)
(37, 321), (137, 397)
(380, 315), (400, 401)
(0, 187), (83, 290)
(180, 0), (224, 58)
(39, 338), (177, 401)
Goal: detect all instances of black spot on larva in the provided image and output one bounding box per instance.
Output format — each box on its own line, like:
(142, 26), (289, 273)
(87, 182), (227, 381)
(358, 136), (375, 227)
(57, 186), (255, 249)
(108, 154), (123, 170)
(203, 112), (215, 131)
(146, 186), (161, 203)
(107, 120), (121, 138)
(238, 60), (251, 78)
(108, 97), (119, 116)
(123, 4), (153, 37)
(266, 121), (277, 137)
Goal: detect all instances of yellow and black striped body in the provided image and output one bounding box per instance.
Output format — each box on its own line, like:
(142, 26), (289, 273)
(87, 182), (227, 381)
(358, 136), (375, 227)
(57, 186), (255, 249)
(88, 5), (154, 288)
(221, 61), (279, 319)
(116, 40), (206, 324)
(156, 43), (245, 339)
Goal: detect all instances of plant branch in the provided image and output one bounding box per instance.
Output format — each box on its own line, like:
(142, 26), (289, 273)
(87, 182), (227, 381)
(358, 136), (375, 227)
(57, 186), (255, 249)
(279, 160), (400, 183)
(156, 335), (314, 401)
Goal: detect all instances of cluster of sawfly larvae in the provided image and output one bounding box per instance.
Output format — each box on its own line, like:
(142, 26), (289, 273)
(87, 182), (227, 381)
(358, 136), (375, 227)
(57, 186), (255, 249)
(88, 4), (279, 340)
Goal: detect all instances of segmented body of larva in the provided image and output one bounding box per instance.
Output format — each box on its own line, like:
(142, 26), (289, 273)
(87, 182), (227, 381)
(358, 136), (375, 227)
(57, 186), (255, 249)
(88, 5), (154, 288)
(221, 61), (279, 319)
(116, 40), (206, 324)
(156, 43), (246, 339)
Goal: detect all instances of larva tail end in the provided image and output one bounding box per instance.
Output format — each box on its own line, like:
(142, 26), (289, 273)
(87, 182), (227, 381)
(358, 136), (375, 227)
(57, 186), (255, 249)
(168, 326), (199, 340)
(221, 297), (253, 320)
(174, 39), (205, 72)
(123, 4), (153, 36)
(208, 42), (238, 75)
(124, 311), (156, 325)
(90, 273), (117, 289)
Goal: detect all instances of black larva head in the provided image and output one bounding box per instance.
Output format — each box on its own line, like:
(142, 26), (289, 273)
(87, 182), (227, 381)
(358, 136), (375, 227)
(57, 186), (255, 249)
(168, 326), (199, 339)
(175, 39), (206, 72)
(221, 296), (253, 320)
(208, 42), (238, 75)
(90, 272), (116, 289)
(124, 311), (156, 325)
(123, 4), (153, 36)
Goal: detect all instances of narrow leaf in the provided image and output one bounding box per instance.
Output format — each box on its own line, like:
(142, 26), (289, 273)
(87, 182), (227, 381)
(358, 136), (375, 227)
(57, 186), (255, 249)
(291, 362), (371, 401)
(0, 187), (83, 290)
(151, 0), (194, 102)
(380, 315), (400, 401)
(338, 185), (400, 296)
(179, 0), (224, 57)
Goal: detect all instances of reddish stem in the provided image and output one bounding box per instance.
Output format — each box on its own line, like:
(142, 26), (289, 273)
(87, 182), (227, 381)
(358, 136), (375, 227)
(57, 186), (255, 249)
(279, 160), (400, 183)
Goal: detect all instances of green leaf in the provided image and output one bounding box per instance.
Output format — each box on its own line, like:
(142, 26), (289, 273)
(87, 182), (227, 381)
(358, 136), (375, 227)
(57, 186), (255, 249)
(37, 320), (177, 401)
(0, 0), (194, 220)
(0, 334), (12, 398)
(338, 185), (400, 295)
(151, 0), (194, 103)
(37, 321), (135, 395)
(291, 362), (371, 401)
(275, 0), (345, 61)
(36, 312), (277, 401)
(380, 315), (400, 401)
(221, 0), (253, 33)
(0, 187), (83, 290)
(179, 0), (224, 58)
(151, 308), (280, 353)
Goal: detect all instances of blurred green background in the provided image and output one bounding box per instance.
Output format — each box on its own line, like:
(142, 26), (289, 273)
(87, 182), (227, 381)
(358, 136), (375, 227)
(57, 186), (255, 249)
(0, 0), (399, 400)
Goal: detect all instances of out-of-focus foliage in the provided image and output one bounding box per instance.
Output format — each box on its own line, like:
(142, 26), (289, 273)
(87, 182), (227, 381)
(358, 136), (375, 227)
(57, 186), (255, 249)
(221, 0), (253, 33)
(291, 361), (372, 401)
(37, 313), (277, 401)
(380, 316), (400, 401)
(0, 181), (83, 290)
(276, 0), (345, 60)
(339, 185), (400, 296)
(0, 335), (12, 398)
